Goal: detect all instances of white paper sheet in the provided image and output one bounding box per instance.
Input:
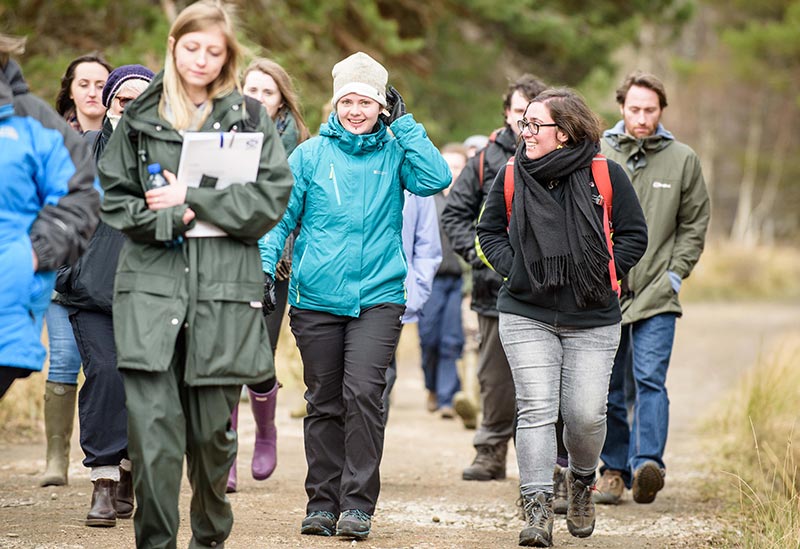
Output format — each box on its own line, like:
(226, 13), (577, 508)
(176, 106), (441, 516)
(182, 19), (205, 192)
(176, 131), (264, 237)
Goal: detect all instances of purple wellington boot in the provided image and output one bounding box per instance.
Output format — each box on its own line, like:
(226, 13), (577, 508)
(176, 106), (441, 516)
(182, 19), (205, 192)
(226, 404), (238, 493)
(249, 384), (279, 480)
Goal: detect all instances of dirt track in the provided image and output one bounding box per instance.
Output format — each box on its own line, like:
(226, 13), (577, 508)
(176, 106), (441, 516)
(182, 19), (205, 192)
(1, 301), (799, 548)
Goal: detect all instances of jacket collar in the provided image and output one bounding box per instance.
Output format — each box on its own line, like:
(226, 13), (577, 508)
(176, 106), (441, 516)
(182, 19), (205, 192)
(602, 120), (674, 172)
(495, 125), (519, 154)
(319, 112), (389, 155)
(122, 71), (246, 138)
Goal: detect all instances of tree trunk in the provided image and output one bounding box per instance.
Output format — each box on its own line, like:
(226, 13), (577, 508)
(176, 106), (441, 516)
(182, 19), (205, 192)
(729, 95), (764, 246)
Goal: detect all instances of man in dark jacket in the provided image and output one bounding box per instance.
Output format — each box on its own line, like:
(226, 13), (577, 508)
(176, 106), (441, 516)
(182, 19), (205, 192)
(441, 74), (546, 481)
(0, 34), (99, 398)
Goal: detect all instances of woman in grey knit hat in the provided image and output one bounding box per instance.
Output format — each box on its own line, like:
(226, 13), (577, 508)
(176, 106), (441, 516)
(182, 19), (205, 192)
(259, 51), (452, 540)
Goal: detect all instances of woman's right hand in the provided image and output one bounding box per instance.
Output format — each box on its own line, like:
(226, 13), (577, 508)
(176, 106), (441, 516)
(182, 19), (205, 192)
(145, 169), (188, 210)
(182, 207), (196, 225)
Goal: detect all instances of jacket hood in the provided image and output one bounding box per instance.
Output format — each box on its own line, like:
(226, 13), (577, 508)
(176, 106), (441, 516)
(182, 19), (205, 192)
(602, 120), (674, 172)
(0, 59), (29, 119)
(319, 111), (390, 155)
(121, 70), (245, 134)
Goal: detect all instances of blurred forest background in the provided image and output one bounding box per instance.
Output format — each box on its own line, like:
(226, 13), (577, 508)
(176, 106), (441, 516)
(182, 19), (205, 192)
(2, 0), (799, 244)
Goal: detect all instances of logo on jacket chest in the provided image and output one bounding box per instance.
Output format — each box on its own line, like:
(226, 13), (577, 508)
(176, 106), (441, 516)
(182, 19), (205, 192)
(0, 126), (19, 140)
(652, 181), (672, 189)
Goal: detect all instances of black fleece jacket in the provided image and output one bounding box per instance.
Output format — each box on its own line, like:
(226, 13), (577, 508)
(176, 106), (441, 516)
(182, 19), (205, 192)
(441, 126), (517, 316)
(476, 157), (648, 328)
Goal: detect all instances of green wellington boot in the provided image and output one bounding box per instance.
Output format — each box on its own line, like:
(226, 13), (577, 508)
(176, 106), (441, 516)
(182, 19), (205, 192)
(41, 381), (77, 487)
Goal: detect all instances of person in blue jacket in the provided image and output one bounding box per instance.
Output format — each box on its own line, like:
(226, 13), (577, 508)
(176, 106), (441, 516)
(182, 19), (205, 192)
(0, 34), (99, 399)
(259, 51), (451, 540)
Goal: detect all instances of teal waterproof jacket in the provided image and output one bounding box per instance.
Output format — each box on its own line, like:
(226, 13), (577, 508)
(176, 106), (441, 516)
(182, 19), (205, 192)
(259, 113), (451, 317)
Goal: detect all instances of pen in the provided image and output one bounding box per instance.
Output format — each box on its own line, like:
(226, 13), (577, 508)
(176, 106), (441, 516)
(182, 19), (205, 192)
(219, 132), (224, 148)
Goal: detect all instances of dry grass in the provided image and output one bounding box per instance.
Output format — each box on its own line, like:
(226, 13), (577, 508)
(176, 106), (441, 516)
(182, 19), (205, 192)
(682, 242), (800, 302)
(703, 337), (800, 547)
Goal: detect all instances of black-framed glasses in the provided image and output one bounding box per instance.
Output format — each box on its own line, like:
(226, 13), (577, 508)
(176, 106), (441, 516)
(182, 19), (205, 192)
(517, 118), (558, 135)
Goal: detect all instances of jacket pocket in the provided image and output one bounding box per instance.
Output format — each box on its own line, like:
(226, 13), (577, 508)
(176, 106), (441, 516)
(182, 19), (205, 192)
(113, 271), (181, 372)
(190, 282), (272, 383)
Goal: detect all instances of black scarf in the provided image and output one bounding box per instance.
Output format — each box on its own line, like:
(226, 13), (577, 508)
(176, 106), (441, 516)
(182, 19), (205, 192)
(513, 139), (611, 307)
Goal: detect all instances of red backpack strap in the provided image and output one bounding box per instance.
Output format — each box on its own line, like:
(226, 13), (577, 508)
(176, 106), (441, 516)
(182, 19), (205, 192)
(503, 157), (515, 225)
(591, 154), (619, 296)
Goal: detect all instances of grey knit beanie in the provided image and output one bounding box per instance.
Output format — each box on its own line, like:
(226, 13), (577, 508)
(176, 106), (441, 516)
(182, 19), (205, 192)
(331, 52), (388, 107)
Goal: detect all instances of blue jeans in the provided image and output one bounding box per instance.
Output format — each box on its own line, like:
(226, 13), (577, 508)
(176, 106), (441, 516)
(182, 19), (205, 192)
(600, 313), (676, 487)
(499, 313), (619, 494)
(417, 275), (464, 407)
(44, 302), (81, 385)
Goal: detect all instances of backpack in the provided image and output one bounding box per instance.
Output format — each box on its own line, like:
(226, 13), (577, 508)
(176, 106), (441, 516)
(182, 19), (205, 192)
(501, 154), (619, 296)
(477, 128), (503, 188)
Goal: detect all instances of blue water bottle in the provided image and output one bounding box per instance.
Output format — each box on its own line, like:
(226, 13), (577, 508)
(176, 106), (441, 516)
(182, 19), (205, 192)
(146, 163), (169, 190)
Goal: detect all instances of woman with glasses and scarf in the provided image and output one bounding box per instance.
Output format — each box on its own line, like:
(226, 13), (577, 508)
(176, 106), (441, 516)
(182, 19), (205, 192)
(476, 88), (647, 548)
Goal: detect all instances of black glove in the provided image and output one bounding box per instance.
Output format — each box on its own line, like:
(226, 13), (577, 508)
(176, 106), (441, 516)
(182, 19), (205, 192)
(263, 272), (277, 316)
(380, 85), (406, 126)
(275, 233), (295, 281)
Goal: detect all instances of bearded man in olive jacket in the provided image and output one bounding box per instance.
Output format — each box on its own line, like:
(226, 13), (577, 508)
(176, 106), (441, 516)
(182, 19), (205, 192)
(595, 71), (710, 506)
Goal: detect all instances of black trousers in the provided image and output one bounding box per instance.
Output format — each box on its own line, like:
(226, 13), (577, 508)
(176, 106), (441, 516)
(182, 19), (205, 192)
(0, 366), (32, 399)
(70, 309), (128, 467)
(264, 277), (289, 354)
(290, 303), (404, 515)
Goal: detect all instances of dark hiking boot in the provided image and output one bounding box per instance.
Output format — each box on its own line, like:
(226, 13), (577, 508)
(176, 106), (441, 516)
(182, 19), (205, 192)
(86, 479), (117, 527)
(336, 509), (372, 540)
(632, 461), (665, 504)
(519, 492), (554, 547)
(552, 464), (568, 515)
(462, 442), (507, 481)
(301, 510), (337, 536)
(115, 467), (134, 519)
(565, 470), (595, 538)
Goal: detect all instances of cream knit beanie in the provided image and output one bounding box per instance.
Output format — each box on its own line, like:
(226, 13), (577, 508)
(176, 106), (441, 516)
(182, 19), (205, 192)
(331, 52), (388, 107)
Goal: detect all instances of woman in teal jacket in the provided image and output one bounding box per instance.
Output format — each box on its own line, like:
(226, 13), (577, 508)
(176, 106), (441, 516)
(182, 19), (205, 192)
(259, 52), (450, 540)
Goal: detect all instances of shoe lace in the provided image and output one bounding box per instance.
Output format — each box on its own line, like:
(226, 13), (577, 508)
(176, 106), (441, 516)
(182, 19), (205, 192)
(523, 495), (553, 528)
(343, 509), (371, 523)
(570, 481), (594, 516)
(308, 510), (336, 521)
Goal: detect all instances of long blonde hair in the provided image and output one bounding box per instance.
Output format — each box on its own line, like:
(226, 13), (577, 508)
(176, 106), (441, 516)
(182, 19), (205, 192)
(160, 0), (242, 130)
(242, 57), (310, 144)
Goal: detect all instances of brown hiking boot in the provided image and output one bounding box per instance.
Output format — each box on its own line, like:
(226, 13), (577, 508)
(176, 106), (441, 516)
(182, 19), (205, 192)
(593, 469), (625, 505)
(462, 442), (507, 481)
(552, 464), (568, 515)
(632, 461), (665, 504)
(519, 492), (554, 547)
(565, 471), (595, 538)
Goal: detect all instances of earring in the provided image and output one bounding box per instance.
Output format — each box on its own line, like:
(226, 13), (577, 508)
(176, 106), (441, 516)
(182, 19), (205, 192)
(556, 143), (564, 149)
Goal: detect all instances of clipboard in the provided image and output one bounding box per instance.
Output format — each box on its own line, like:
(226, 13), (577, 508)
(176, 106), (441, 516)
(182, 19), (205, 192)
(177, 131), (264, 237)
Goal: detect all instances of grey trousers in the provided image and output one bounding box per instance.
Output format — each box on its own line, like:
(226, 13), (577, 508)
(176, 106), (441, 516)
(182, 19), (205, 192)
(290, 303), (404, 515)
(472, 314), (516, 447)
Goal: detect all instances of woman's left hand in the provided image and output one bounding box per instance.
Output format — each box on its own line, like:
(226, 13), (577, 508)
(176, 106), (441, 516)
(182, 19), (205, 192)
(145, 170), (188, 210)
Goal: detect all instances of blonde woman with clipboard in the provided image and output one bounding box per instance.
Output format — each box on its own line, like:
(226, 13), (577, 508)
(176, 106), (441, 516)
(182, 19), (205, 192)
(97, 1), (293, 546)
